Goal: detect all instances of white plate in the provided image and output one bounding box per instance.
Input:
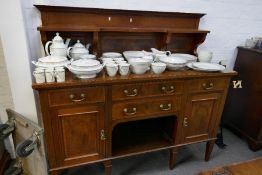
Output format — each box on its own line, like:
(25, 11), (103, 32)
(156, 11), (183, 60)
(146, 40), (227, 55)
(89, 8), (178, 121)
(192, 62), (225, 71)
(187, 63), (225, 72)
(102, 52), (122, 58)
(171, 53), (197, 62)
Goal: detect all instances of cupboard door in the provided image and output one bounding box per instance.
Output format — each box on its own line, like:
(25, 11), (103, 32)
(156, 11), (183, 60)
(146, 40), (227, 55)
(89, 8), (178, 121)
(51, 105), (105, 167)
(182, 93), (222, 143)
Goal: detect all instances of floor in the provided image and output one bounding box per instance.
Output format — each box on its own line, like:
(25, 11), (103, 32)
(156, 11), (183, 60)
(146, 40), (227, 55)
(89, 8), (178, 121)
(63, 129), (262, 175)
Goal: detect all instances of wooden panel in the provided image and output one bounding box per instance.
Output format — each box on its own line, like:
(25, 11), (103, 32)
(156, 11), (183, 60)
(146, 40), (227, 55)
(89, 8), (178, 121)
(112, 96), (181, 121)
(36, 5), (204, 29)
(183, 93), (222, 143)
(187, 78), (227, 93)
(112, 81), (183, 101)
(48, 86), (105, 106)
(51, 105), (105, 167)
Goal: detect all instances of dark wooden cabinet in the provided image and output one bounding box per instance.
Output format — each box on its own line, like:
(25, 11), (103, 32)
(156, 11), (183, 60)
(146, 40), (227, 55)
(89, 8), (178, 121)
(32, 5), (236, 175)
(50, 105), (105, 167)
(223, 47), (262, 151)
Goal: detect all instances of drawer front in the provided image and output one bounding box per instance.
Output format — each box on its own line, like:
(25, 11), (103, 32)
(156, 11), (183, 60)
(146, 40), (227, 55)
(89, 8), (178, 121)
(187, 78), (228, 92)
(112, 81), (183, 101)
(48, 87), (105, 106)
(112, 96), (181, 121)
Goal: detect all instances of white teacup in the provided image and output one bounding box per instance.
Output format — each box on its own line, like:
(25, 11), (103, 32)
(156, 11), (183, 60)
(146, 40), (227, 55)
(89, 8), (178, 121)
(119, 63), (130, 76)
(45, 68), (55, 83)
(33, 69), (45, 83)
(55, 67), (65, 82)
(198, 51), (213, 63)
(106, 63), (118, 77)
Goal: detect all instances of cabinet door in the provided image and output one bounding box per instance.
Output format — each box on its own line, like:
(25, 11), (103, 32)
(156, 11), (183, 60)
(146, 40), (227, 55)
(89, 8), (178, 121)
(51, 105), (105, 167)
(182, 93), (222, 143)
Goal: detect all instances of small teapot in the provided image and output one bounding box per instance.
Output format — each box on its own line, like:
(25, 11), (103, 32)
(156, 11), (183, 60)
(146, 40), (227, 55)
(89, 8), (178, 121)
(67, 40), (91, 60)
(45, 33), (70, 57)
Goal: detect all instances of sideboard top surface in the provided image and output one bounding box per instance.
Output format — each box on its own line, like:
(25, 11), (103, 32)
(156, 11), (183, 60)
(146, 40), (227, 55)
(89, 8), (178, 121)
(32, 70), (237, 90)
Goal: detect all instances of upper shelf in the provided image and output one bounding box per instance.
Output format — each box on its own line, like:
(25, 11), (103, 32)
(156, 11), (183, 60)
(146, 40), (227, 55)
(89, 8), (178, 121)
(38, 26), (210, 34)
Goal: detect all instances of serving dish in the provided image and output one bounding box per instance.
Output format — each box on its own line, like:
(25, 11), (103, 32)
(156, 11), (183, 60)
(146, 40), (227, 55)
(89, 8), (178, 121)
(171, 53), (197, 63)
(70, 59), (101, 69)
(159, 56), (187, 70)
(67, 64), (103, 79)
(123, 51), (144, 60)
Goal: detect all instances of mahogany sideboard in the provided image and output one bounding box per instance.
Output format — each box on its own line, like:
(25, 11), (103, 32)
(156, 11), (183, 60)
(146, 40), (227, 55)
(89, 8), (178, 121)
(32, 5), (237, 175)
(223, 47), (262, 151)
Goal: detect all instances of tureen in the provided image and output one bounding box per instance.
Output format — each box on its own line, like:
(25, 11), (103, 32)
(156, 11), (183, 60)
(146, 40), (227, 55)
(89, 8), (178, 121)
(67, 40), (90, 60)
(45, 33), (70, 57)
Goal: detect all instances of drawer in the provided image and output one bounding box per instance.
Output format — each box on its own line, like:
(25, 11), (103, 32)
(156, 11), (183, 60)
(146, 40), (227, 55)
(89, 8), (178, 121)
(112, 96), (181, 121)
(48, 87), (105, 106)
(112, 81), (183, 101)
(187, 78), (228, 92)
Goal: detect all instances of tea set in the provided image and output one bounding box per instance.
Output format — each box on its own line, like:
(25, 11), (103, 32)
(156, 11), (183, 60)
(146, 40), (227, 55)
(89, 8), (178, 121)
(33, 32), (221, 83)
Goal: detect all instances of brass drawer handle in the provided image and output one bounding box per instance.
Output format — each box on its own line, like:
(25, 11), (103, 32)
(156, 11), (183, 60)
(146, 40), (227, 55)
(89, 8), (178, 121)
(159, 103), (172, 111)
(202, 82), (214, 90)
(69, 93), (86, 102)
(124, 89), (138, 97)
(161, 86), (175, 94)
(123, 107), (137, 116)
(183, 117), (188, 127)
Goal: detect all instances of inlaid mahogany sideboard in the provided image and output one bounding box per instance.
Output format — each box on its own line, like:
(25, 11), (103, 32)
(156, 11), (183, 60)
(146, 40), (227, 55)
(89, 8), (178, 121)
(32, 5), (236, 175)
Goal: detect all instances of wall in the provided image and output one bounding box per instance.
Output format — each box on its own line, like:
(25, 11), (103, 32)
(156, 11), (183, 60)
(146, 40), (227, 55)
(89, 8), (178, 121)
(32, 0), (262, 69)
(0, 0), (37, 123)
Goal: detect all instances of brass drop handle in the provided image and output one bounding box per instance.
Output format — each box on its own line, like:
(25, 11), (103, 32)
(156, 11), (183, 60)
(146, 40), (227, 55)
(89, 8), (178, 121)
(202, 82), (214, 90)
(160, 103), (172, 111)
(69, 93), (86, 102)
(100, 130), (106, 141)
(123, 107), (137, 116)
(124, 89), (138, 97)
(183, 117), (188, 127)
(161, 86), (175, 94)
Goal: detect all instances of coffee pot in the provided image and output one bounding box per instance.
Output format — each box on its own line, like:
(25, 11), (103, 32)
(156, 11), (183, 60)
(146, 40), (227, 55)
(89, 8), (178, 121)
(45, 33), (70, 57)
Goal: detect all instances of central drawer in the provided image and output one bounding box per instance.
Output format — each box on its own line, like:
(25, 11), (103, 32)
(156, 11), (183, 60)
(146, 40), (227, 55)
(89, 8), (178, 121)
(112, 96), (181, 121)
(112, 81), (183, 101)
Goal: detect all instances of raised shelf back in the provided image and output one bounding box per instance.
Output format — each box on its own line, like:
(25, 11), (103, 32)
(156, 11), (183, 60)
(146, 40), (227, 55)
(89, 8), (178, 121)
(36, 5), (209, 56)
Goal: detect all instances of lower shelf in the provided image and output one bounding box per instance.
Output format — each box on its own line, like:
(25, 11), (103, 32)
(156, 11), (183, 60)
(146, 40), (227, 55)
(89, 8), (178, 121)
(112, 116), (176, 156)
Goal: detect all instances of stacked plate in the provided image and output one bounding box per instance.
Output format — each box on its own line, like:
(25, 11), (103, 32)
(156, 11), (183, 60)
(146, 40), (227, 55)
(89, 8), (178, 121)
(67, 59), (104, 79)
(159, 56), (187, 70)
(187, 62), (226, 72)
(32, 55), (70, 68)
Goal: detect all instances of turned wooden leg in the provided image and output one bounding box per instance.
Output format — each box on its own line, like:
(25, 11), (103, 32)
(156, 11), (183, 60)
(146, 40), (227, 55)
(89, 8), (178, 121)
(169, 147), (178, 170)
(103, 160), (112, 175)
(205, 140), (215, 161)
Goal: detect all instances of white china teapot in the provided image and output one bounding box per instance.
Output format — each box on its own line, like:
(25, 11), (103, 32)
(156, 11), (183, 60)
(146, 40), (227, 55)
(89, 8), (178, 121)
(45, 33), (70, 57)
(67, 40), (91, 60)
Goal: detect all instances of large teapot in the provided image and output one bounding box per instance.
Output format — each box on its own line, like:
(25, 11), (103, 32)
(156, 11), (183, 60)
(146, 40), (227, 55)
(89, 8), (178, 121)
(67, 40), (91, 60)
(45, 33), (70, 57)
